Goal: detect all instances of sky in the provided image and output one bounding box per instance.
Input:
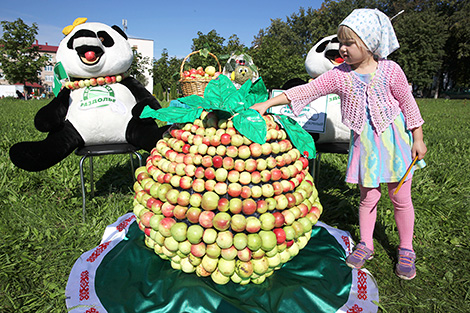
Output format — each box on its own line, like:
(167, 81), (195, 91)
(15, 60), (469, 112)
(0, 0), (324, 59)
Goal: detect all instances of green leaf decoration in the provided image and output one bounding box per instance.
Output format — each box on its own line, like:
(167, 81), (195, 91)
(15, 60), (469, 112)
(141, 106), (203, 124)
(275, 114), (317, 159)
(246, 78), (268, 106)
(203, 75), (237, 110)
(226, 79), (252, 113)
(177, 94), (212, 110)
(232, 109), (267, 144)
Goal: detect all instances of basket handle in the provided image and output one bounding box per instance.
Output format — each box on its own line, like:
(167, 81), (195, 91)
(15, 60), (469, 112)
(179, 50), (222, 78)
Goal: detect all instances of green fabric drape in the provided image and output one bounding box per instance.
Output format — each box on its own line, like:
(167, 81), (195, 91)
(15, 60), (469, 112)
(95, 223), (352, 313)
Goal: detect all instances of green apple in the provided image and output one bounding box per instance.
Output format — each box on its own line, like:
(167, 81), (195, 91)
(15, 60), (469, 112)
(218, 258), (236, 277)
(187, 224), (204, 244)
(259, 230), (277, 251)
(211, 268), (230, 285)
(203, 228), (218, 244)
(236, 260), (253, 279)
(247, 233), (262, 251)
(170, 222), (188, 242)
(233, 233), (248, 250)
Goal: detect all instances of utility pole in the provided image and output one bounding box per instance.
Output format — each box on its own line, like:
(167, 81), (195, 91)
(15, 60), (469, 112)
(122, 19), (127, 34)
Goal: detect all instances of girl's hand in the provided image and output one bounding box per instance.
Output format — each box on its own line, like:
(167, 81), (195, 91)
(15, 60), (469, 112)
(412, 140), (427, 160)
(411, 126), (427, 160)
(250, 101), (271, 116)
(250, 92), (290, 116)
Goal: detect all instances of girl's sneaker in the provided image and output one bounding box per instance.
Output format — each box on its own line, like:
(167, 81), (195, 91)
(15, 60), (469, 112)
(395, 248), (416, 280)
(346, 242), (374, 269)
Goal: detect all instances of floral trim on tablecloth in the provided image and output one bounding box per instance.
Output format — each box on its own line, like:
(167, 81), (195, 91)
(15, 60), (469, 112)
(66, 215), (378, 313)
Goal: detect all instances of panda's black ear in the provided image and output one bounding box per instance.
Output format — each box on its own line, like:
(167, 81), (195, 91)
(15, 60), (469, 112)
(112, 25), (128, 40)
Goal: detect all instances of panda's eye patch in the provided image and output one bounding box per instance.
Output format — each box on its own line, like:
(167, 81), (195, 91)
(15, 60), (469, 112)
(97, 31), (114, 47)
(67, 29), (97, 49)
(315, 40), (330, 53)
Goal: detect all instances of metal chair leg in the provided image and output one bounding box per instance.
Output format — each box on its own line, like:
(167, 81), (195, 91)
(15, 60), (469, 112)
(79, 155), (88, 222)
(129, 151), (143, 180)
(89, 156), (94, 197)
(314, 153), (322, 186)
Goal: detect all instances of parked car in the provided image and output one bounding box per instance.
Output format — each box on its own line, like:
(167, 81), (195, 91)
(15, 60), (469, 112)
(442, 87), (470, 99)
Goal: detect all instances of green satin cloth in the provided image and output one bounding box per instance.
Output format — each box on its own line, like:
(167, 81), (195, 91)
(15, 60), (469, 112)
(95, 223), (352, 313)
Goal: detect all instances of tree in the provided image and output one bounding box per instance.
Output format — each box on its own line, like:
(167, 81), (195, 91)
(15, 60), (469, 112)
(189, 30), (226, 69)
(152, 48), (182, 97)
(390, 5), (449, 96)
(0, 18), (49, 92)
(154, 82), (163, 101)
(129, 47), (151, 86)
(440, 0), (470, 87)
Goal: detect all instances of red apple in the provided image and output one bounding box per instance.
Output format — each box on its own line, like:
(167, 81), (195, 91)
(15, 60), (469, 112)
(222, 157), (234, 170)
(240, 186), (252, 199)
(273, 228), (286, 244)
(204, 167), (216, 180)
(271, 169), (282, 181)
(272, 181), (283, 195)
(199, 211), (215, 228)
(173, 205), (188, 220)
(218, 198), (229, 212)
(212, 155), (223, 168)
(220, 133), (231, 145)
(272, 212), (285, 228)
(242, 199), (257, 215)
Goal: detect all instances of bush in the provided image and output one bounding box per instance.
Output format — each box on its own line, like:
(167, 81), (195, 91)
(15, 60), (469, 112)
(169, 83), (178, 100)
(153, 83), (163, 101)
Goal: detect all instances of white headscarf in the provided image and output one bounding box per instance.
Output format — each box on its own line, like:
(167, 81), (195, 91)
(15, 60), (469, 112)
(340, 8), (399, 58)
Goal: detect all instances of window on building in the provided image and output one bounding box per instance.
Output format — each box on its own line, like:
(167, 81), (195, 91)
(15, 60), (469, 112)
(45, 75), (54, 82)
(45, 65), (53, 72)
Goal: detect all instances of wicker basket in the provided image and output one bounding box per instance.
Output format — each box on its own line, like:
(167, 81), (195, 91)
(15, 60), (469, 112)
(179, 50), (221, 97)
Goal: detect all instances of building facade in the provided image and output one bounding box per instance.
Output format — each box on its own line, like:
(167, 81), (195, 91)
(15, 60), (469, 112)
(0, 40), (57, 98)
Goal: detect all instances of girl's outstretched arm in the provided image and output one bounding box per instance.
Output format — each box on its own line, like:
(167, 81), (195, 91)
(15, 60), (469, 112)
(411, 126), (427, 160)
(250, 92), (290, 116)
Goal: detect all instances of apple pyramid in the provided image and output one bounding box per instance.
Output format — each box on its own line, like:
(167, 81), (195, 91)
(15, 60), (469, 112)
(132, 76), (322, 285)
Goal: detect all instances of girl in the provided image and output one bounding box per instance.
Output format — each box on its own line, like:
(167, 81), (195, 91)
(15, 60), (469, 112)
(251, 8), (427, 280)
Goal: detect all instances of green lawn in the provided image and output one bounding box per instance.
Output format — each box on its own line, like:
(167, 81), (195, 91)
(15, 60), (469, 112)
(0, 97), (468, 312)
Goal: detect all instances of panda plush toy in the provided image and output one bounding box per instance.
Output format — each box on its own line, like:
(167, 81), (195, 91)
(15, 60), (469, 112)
(305, 34), (344, 78)
(9, 18), (167, 172)
(304, 35), (350, 145)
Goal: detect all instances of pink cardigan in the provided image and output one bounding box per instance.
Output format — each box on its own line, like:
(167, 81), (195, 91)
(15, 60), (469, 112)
(284, 59), (424, 134)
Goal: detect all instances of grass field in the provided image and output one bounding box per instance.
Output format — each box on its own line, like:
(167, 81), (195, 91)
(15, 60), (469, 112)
(0, 97), (469, 312)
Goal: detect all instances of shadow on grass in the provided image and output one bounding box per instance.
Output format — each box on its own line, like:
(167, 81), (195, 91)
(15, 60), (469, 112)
(315, 157), (398, 261)
(75, 151), (150, 204)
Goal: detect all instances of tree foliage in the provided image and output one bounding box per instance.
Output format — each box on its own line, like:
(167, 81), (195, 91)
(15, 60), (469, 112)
(0, 18), (48, 87)
(188, 30), (246, 70)
(248, 0), (469, 93)
(154, 82), (163, 101)
(151, 0), (469, 94)
(152, 48), (182, 93)
(129, 47), (151, 86)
